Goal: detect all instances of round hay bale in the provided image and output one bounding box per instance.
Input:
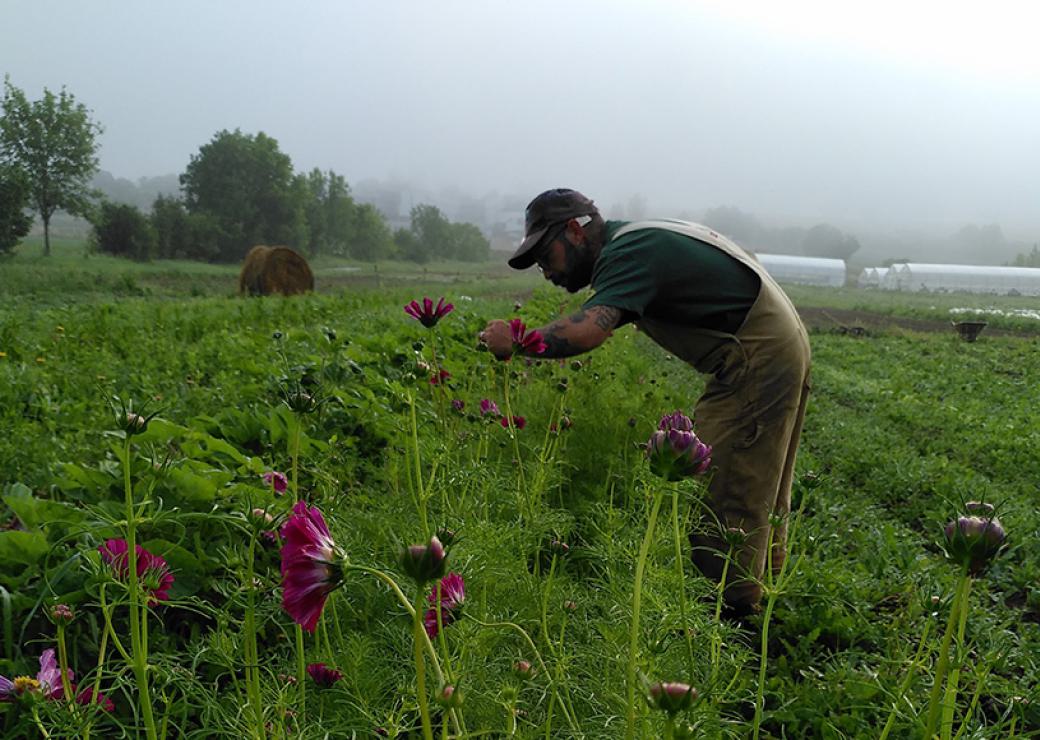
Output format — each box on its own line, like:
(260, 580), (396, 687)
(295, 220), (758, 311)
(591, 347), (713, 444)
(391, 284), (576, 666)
(239, 245), (314, 296)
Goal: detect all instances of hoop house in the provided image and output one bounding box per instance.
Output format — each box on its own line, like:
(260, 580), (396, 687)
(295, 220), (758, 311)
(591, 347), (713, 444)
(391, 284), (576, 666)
(858, 266), (890, 288)
(755, 253), (846, 287)
(886, 263), (1040, 295)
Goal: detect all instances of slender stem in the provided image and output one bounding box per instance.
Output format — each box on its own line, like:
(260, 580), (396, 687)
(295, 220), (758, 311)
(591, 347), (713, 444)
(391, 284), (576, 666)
(31, 705), (51, 739)
(710, 546), (734, 700)
(291, 417), (302, 504)
(409, 393), (430, 538)
(414, 588), (435, 740)
(83, 595), (111, 740)
(752, 526), (780, 740)
(501, 367), (527, 505)
(941, 576), (974, 739)
(925, 569), (970, 738)
(295, 625), (306, 722)
(540, 554), (558, 652)
(123, 436), (158, 740)
(244, 533), (264, 736)
(56, 623), (73, 702)
(671, 486), (695, 679)
(664, 714), (676, 740)
(626, 488), (665, 740)
(878, 617), (933, 740)
(98, 586), (131, 662)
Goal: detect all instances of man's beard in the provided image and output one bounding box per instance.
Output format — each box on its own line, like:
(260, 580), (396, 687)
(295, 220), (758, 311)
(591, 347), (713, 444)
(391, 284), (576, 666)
(561, 243), (596, 293)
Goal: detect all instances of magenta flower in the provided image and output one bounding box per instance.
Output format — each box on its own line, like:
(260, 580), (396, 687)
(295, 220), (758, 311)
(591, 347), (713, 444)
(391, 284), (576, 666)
(76, 686), (115, 712)
(658, 411), (694, 432)
(646, 413), (712, 481)
(1, 649), (72, 702)
(500, 415), (526, 430)
(405, 297), (454, 328)
(479, 399), (500, 417)
(649, 681), (698, 714)
(99, 539), (175, 605)
(280, 500), (346, 633)
(429, 369), (451, 386)
(263, 471), (288, 495)
(400, 536), (447, 584)
(508, 318), (547, 357)
(451, 399), (465, 412)
(424, 573), (466, 639)
(306, 662), (343, 687)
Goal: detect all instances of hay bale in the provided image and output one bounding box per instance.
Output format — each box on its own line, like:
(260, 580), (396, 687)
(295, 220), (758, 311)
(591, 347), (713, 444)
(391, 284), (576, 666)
(238, 245), (314, 296)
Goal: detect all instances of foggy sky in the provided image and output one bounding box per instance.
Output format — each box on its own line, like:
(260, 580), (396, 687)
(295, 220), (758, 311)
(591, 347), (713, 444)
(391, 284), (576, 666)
(3, 0), (1040, 238)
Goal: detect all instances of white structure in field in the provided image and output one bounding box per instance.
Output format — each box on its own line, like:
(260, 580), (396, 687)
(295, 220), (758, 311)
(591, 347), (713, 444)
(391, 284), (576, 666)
(754, 253), (846, 287)
(858, 266), (891, 288)
(881, 263), (1040, 295)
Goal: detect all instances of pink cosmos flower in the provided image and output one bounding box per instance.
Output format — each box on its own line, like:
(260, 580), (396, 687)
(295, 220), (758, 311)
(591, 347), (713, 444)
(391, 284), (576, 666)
(280, 501), (345, 633)
(479, 399), (500, 417)
(76, 686), (115, 712)
(658, 411), (694, 432)
(424, 572), (465, 639)
(451, 399), (465, 412)
(0, 649), (72, 701)
(400, 536), (447, 584)
(99, 539), (175, 605)
(405, 297), (454, 328)
(429, 369), (451, 386)
(263, 471), (289, 494)
(508, 319), (547, 357)
(500, 415), (526, 430)
(646, 429), (712, 480)
(306, 662), (343, 687)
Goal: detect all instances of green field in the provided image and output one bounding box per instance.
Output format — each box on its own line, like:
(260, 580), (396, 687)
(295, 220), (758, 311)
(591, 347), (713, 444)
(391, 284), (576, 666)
(0, 246), (1037, 738)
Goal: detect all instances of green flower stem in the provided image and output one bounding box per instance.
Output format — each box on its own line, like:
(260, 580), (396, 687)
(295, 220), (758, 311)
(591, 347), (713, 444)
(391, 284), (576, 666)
(925, 567), (971, 739)
(413, 588), (435, 740)
(471, 617), (580, 734)
(291, 416), (302, 504)
(878, 616), (933, 740)
(501, 367), (527, 505)
(409, 392), (430, 538)
(940, 574), (974, 740)
(295, 624), (306, 722)
(98, 586), (131, 663)
(664, 714), (676, 740)
(671, 486), (695, 680)
(351, 566), (464, 736)
(752, 526), (781, 740)
(626, 487), (666, 740)
(243, 533), (264, 736)
(122, 436), (158, 740)
(83, 598), (111, 740)
(710, 545), (735, 700)
(540, 554), (558, 653)
(56, 622), (73, 702)
(31, 705), (51, 739)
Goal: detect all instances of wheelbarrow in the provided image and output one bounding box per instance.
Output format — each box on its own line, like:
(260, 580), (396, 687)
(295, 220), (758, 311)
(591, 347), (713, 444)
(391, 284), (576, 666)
(952, 320), (987, 342)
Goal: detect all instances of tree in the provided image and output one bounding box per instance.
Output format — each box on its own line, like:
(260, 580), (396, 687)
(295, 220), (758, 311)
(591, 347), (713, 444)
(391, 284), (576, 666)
(701, 206), (764, 247)
(350, 203), (393, 261)
(801, 223), (860, 260)
(0, 78), (103, 256)
(0, 164), (32, 256)
(450, 222), (490, 262)
(180, 129), (304, 262)
(150, 194), (223, 261)
(410, 204), (453, 260)
(91, 201), (156, 261)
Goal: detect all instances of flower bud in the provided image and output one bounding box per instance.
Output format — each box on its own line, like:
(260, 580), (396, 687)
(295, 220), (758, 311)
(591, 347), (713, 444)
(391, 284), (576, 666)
(400, 536), (447, 583)
(646, 429), (712, 481)
(658, 411), (693, 432)
(436, 684), (463, 708)
(435, 527), (458, 548)
(943, 515), (1007, 574)
(649, 682), (697, 714)
(50, 604), (74, 625)
(548, 540), (569, 557)
(513, 660), (536, 681)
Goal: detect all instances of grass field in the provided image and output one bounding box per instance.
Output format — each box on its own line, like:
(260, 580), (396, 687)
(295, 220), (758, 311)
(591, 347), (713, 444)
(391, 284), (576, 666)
(0, 244), (1037, 738)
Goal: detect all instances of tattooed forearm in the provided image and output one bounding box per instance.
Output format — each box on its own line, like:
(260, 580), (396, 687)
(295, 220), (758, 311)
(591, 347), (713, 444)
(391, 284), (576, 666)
(590, 305), (621, 332)
(531, 306), (622, 358)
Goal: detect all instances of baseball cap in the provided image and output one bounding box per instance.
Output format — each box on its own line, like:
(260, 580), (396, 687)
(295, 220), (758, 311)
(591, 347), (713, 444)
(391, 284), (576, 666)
(508, 188), (599, 269)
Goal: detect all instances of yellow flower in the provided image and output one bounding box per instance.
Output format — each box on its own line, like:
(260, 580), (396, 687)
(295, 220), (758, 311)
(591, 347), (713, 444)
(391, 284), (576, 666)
(0, 351), (7, 359)
(35, 357), (45, 364)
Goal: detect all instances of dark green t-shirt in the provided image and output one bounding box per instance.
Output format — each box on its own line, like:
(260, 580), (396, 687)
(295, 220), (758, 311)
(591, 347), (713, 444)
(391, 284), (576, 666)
(583, 220), (761, 334)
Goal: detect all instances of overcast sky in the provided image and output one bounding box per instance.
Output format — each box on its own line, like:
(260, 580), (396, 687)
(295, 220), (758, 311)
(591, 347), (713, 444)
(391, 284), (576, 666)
(3, 0), (1040, 237)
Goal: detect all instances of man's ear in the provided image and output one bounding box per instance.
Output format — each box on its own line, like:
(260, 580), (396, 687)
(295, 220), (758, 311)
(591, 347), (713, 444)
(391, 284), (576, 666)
(564, 218), (586, 245)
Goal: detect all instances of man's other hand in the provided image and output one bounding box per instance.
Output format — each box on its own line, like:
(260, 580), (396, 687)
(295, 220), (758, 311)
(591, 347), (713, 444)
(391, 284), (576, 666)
(479, 320), (513, 360)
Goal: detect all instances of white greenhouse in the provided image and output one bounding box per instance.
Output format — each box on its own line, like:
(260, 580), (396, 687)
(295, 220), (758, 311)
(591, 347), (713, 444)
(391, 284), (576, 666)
(857, 266), (891, 288)
(882, 263), (1040, 295)
(755, 253), (846, 287)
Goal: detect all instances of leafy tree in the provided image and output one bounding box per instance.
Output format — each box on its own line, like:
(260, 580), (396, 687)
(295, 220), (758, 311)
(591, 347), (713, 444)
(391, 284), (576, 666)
(0, 78), (103, 256)
(450, 221), (490, 262)
(350, 203), (393, 261)
(1010, 244), (1040, 267)
(702, 206), (764, 247)
(393, 226), (425, 263)
(0, 164), (32, 256)
(410, 204), (453, 260)
(801, 223), (860, 260)
(180, 129), (304, 262)
(150, 194), (223, 261)
(91, 201), (156, 261)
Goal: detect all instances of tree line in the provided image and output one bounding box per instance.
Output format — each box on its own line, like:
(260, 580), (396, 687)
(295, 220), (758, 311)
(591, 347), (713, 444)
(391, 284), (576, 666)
(0, 78), (489, 263)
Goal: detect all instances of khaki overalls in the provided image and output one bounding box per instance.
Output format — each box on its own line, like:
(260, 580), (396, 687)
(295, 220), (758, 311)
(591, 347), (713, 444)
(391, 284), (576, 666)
(615, 220), (812, 609)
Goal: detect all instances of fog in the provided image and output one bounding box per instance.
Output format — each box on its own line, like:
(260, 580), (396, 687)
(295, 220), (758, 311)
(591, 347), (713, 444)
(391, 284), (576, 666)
(4, 0), (1040, 261)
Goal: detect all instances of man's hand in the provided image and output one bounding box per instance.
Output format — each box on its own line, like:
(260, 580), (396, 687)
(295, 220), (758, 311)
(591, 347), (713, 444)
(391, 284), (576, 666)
(479, 320), (513, 360)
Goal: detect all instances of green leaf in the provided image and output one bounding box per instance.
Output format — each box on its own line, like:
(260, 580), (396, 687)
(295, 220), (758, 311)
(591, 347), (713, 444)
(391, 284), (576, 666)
(0, 530), (49, 567)
(139, 539), (205, 598)
(3, 483), (86, 529)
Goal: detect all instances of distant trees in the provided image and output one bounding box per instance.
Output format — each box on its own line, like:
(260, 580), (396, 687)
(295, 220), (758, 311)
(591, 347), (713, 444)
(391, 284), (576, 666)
(91, 202), (156, 261)
(1010, 244), (1040, 267)
(0, 77), (103, 256)
(392, 204), (490, 263)
(801, 223), (860, 260)
(0, 164), (31, 256)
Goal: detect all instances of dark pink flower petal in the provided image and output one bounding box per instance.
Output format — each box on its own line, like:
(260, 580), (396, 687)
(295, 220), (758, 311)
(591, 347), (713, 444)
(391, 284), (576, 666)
(280, 501), (343, 632)
(76, 687), (115, 712)
(405, 296), (454, 328)
(306, 662), (343, 687)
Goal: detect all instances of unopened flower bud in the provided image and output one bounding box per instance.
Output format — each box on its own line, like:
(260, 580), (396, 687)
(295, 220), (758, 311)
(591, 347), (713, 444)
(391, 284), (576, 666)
(943, 515), (1007, 574)
(548, 540), (569, 557)
(51, 604), (74, 625)
(400, 536), (447, 583)
(513, 660), (535, 681)
(435, 527), (458, 548)
(649, 682), (698, 714)
(436, 684), (462, 708)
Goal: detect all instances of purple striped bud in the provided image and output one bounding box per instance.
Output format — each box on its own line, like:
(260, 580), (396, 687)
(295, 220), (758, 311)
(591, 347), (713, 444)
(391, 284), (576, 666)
(647, 428), (712, 481)
(943, 515), (1007, 574)
(649, 681), (698, 714)
(400, 536), (447, 583)
(658, 411), (694, 432)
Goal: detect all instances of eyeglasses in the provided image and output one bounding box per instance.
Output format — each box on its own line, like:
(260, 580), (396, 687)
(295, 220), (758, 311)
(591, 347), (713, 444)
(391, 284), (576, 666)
(533, 215), (592, 272)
